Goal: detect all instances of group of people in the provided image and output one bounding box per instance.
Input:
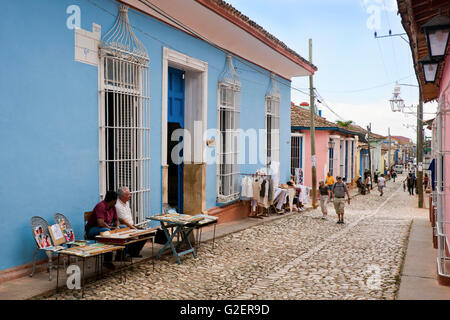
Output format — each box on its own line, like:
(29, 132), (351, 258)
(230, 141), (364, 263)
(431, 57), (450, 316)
(317, 172), (351, 224)
(355, 169), (386, 197)
(318, 169), (389, 225)
(85, 187), (146, 270)
(403, 171), (429, 195)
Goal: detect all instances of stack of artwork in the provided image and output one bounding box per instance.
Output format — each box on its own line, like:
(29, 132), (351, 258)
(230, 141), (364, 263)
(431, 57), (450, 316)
(55, 218), (74, 242)
(33, 226), (52, 249)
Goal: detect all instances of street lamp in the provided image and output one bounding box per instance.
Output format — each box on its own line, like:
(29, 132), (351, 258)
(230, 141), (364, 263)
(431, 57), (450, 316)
(421, 14), (450, 59)
(419, 54), (440, 83)
(328, 139), (335, 149)
(389, 84), (405, 112)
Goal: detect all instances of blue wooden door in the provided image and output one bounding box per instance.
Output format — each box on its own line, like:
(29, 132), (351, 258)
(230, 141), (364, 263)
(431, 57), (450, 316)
(168, 67), (185, 213)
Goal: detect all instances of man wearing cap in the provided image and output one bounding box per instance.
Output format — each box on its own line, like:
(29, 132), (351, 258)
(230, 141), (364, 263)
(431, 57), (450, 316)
(331, 176), (351, 224)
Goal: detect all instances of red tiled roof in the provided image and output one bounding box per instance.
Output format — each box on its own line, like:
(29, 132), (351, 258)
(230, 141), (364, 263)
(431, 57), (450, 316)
(391, 135), (413, 145)
(291, 103), (337, 128)
(195, 0), (317, 73)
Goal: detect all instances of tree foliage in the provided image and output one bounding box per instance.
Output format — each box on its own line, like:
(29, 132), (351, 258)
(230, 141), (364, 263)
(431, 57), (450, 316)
(336, 120), (353, 127)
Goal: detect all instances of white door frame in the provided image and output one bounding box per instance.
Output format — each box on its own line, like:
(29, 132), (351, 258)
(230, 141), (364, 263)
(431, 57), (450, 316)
(161, 47), (208, 166)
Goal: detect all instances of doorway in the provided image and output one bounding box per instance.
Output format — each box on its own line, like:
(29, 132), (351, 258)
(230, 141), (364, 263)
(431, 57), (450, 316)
(167, 67), (185, 213)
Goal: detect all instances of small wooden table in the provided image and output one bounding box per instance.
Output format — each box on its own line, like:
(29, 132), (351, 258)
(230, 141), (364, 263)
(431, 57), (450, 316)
(95, 227), (157, 271)
(56, 243), (125, 298)
(147, 214), (205, 265)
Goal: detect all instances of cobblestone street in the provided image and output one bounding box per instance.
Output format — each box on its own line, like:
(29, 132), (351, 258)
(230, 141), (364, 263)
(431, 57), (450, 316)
(43, 175), (419, 300)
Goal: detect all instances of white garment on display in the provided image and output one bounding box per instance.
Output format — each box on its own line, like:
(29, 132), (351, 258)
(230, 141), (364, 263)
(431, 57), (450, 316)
(273, 187), (288, 210)
(269, 161), (280, 187)
(295, 185), (310, 204)
(240, 176), (253, 198)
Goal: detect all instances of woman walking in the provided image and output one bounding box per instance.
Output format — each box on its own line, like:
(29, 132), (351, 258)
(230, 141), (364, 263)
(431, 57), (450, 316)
(318, 181), (331, 220)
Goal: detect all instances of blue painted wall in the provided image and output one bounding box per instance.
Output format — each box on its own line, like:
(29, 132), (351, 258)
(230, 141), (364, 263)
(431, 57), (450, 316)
(0, 0), (292, 270)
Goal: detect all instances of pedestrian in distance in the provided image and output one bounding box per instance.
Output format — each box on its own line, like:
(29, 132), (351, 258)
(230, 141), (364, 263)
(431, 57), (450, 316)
(405, 173), (415, 196)
(364, 174), (372, 193)
(317, 181), (331, 220)
(377, 174), (386, 196)
(391, 169), (397, 182)
(331, 176), (351, 224)
(325, 172), (335, 200)
(424, 173), (429, 191)
(356, 176), (366, 195)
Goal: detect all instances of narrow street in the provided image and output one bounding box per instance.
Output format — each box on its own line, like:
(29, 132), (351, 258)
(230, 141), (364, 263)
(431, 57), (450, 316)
(44, 174), (421, 300)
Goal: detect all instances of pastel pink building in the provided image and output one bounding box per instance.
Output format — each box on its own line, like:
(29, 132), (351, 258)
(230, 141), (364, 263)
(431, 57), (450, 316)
(398, 1), (450, 285)
(290, 103), (359, 188)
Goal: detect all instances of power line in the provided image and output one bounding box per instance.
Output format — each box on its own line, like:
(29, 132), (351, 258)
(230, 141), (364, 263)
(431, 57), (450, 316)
(314, 89), (346, 121)
(88, 0), (345, 119)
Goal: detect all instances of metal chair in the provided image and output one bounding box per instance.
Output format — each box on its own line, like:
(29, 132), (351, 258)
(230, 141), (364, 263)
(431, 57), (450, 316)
(54, 212), (78, 265)
(54, 212), (75, 242)
(29, 216), (61, 281)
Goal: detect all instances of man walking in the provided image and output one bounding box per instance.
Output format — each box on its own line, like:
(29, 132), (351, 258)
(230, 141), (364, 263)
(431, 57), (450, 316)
(377, 174), (386, 196)
(331, 176), (351, 224)
(405, 173), (415, 196)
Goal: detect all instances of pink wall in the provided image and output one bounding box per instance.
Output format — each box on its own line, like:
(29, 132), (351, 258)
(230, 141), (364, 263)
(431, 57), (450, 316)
(440, 55), (450, 94)
(439, 55), (450, 252)
(298, 130), (332, 188)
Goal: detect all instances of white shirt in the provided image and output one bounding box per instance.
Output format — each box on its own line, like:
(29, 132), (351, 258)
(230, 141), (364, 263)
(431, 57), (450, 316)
(115, 199), (133, 225)
(378, 177), (385, 187)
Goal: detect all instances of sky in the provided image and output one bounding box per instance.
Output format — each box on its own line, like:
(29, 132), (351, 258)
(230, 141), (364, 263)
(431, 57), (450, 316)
(225, 0), (437, 142)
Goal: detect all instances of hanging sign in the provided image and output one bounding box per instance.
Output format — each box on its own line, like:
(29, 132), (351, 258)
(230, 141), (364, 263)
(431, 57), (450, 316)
(74, 23), (101, 66)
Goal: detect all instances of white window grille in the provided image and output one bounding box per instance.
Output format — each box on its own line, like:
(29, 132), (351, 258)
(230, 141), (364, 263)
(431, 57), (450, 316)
(435, 87), (450, 279)
(217, 55), (241, 203)
(98, 4), (150, 223)
(291, 133), (303, 183)
(266, 73), (280, 166)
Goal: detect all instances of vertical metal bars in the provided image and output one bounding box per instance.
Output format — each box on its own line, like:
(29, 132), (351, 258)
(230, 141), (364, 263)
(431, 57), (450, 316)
(100, 54), (150, 223)
(291, 134), (302, 178)
(266, 97), (280, 166)
(217, 84), (241, 202)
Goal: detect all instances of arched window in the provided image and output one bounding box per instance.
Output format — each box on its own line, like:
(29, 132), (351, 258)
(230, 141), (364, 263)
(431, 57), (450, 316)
(217, 55), (241, 203)
(98, 4), (150, 223)
(265, 74), (280, 166)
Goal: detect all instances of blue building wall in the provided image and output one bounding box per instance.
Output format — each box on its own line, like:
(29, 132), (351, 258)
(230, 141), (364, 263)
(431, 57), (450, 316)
(0, 0), (292, 270)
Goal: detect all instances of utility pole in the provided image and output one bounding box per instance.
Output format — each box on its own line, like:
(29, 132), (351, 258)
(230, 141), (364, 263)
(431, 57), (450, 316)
(417, 94), (424, 208)
(388, 127), (391, 172)
(367, 123), (372, 189)
(309, 38), (317, 209)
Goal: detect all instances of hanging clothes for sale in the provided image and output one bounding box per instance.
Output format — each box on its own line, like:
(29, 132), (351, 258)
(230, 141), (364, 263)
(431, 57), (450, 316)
(240, 176), (253, 198)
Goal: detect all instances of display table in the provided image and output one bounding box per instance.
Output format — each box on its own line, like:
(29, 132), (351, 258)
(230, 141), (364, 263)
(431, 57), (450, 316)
(56, 243), (125, 297)
(96, 227), (157, 271)
(147, 214), (205, 265)
(194, 215), (219, 249)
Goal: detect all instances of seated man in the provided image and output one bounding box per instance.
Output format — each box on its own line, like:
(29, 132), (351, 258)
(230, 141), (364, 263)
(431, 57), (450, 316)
(85, 190), (127, 270)
(116, 186), (147, 258)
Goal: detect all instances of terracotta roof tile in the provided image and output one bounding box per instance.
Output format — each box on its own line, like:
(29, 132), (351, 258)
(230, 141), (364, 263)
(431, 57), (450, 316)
(198, 0), (317, 72)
